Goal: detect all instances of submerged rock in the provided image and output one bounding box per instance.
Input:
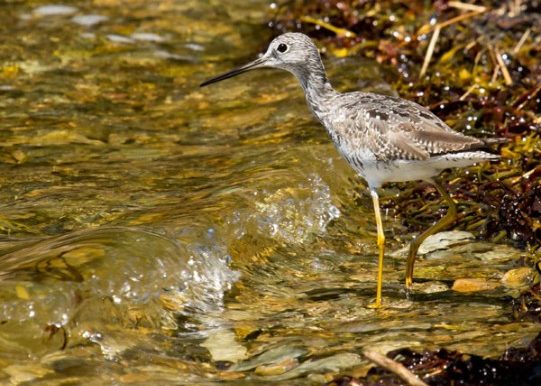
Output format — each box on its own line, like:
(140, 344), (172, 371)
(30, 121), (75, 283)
(202, 329), (247, 363)
(71, 14), (108, 27)
(254, 357), (299, 376)
(33, 5), (78, 17)
(261, 353), (362, 381)
(231, 344), (308, 372)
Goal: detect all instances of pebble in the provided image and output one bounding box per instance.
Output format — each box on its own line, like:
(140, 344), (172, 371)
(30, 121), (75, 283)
(452, 278), (499, 293)
(501, 267), (533, 289)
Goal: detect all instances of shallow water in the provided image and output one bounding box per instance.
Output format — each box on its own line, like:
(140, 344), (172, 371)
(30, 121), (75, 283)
(0, 1), (538, 385)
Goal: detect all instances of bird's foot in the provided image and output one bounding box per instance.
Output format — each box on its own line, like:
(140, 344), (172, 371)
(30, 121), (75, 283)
(367, 300), (382, 309)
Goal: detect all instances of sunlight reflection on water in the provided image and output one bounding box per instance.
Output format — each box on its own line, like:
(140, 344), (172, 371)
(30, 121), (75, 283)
(0, 1), (537, 384)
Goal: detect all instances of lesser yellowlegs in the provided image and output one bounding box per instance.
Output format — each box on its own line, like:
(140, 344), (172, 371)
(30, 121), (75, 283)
(200, 33), (499, 307)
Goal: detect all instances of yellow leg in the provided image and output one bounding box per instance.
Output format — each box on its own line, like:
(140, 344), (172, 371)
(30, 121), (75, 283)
(405, 179), (457, 288)
(369, 188), (385, 308)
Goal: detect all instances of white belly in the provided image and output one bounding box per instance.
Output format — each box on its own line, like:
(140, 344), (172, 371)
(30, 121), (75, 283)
(344, 151), (498, 188)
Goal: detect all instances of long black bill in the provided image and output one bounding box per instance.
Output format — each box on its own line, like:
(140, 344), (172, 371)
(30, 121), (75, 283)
(199, 56), (266, 87)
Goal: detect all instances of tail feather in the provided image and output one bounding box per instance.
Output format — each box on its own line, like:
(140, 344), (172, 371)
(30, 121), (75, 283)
(429, 151), (499, 170)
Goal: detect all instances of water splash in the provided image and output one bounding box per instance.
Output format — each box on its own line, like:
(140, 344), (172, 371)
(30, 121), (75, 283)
(176, 228), (240, 316)
(229, 173), (340, 245)
(0, 226), (240, 357)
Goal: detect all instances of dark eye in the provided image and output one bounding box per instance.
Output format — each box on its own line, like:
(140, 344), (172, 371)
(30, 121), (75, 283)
(277, 43), (288, 53)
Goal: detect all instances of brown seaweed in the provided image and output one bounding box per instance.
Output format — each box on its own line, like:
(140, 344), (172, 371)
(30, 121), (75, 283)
(327, 331), (541, 385)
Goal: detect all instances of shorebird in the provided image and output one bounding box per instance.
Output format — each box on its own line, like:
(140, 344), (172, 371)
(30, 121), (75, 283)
(200, 33), (499, 307)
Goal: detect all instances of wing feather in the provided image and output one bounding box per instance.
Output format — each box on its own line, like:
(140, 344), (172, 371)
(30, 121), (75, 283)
(348, 92), (484, 161)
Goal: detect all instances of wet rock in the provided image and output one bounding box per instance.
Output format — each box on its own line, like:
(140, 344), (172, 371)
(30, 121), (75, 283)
(474, 244), (522, 262)
(131, 32), (166, 43)
(71, 14), (108, 27)
(216, 370), (245, 381)
(418, 231), (474, 255)
(3, 364), (53, 384)
(501, 267), (534, 289)
(427, 242), (495, 259)
(389, 231), (476, 258)
(106, 34), (135, 44)
(261, 353), (362, 381)
(33, 5), (78, 16)
(27, 130), (104, 146)
(411, 281), (449, 294)
(452, 278), (499, 293)
(153, 50), (195, 62)
(201, 329), (247, 363)
(118, 371), (153, 384)
(230, 344), (308, 372)
(254, 357), (299, 376)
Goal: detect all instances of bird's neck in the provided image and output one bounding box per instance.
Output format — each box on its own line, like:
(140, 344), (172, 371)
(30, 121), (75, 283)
(292, 62), (337, 118)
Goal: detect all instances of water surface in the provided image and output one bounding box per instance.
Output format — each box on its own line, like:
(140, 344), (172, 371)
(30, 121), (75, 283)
(0, 1), (537, 384)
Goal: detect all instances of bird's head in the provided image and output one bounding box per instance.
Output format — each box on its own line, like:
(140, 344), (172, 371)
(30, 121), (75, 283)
(200, 33), (321, 87)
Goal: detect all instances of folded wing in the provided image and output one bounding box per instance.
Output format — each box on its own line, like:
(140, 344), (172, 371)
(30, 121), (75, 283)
(355, 93), (484, 162)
